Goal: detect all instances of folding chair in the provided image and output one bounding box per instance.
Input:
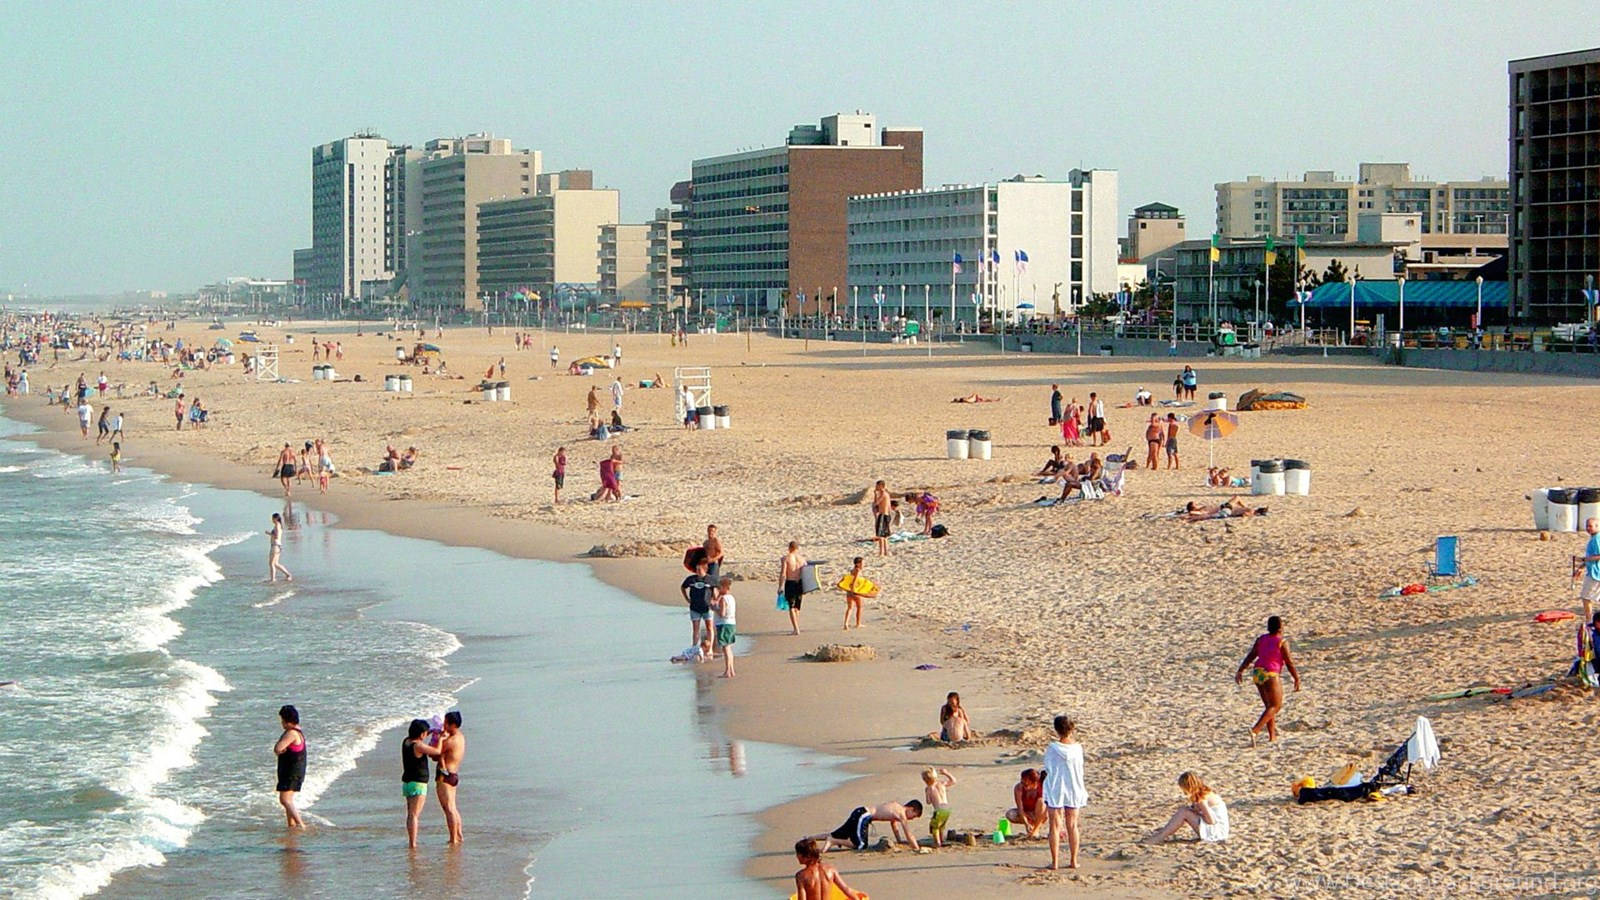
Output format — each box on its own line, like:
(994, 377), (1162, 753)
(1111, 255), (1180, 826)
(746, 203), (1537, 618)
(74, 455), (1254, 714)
(1427, 536), (1459, 583)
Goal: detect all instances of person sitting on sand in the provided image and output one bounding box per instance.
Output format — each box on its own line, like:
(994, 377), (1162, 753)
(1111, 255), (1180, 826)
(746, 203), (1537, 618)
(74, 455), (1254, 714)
(807, 800), (924, 852)
(378, 444), (401, 473)
(1183, 497), (1267, 522)
(1144, 772), (1229, 844)
(793, 838), (865, 900)
(939, 691), (973, 742)
(1036, 446), (1067, 477)
(951, 393), (999, 403)
(1135, 386), (1153, 406)
(399, 446), (418, 470)
(1006, 768), (1047, 838)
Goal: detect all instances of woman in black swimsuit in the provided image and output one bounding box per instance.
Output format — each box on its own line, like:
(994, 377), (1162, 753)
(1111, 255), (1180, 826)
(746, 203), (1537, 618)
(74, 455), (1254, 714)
(273, 704), (306, 828)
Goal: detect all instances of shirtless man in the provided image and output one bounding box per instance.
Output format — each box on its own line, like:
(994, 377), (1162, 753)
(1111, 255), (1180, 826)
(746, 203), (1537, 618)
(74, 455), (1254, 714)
(807, 800), (924, 852)
(871, 480), (891, 557)
(436, 711), (465, 844)
(703, 524), (725, 578)
(779, 541), (808, 635)
(1144, 414), (1163, 470)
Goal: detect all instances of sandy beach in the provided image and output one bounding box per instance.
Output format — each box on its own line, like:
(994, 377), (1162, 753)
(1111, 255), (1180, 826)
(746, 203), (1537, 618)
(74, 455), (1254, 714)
(13, 322), (1600, 897)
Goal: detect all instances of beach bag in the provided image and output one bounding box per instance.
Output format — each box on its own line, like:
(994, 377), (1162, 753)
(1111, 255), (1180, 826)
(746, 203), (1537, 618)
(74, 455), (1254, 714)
(775, 589), (789, 611)
(930, 524), (949, 539)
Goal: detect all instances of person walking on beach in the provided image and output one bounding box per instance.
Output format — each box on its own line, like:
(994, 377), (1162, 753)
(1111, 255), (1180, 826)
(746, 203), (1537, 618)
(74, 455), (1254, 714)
(1165, 413), (1181, 470)
(110, 410), (123, 442)
(714, 576), (737, 678)
(436, 711), (465, 844)
(1144, 413), (1163, 470)
(95, 405), (111, 444)
(551, 446), (567, 503)
(682, 558), (715, 648)
(76, 398), (92, 437)
(780, 541), (808, 635)
(1576, 517), (1600, 621)
(1049, 383), (1063, 425)
(274, 444), (296, 496)
(586, 385), (601, 430)
(612, 341), (622, 368)
(267, 512), (292, 583)
(273, 704), (306, 828)
(703, 523), (724, 578)
(1062, 397), (1081, 446)
(841, 556), (871, 630)
(1086, 392), (1105, 446)
(1042, 715), (1087, 870)
(549, 345), (559, 369)
(401, 719), (437, 848)
(872, 480), (891, 556)
(610, 376), (624, 413)
(1234, 615), (1301, 745)
(174, 394), (186, 431)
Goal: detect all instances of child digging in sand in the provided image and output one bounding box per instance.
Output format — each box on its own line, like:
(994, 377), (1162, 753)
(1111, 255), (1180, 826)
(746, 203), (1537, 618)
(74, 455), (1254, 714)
(793, 838), (865, 900)
(922, 767), (957, 848)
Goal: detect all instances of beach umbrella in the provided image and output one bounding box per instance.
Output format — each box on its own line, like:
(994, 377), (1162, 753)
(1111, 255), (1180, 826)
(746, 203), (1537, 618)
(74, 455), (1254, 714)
(237, 333), (261, 342)
(1188, 410), (1239, 468)
(213, 337), (233, 350)
(420, 343), (442, 353)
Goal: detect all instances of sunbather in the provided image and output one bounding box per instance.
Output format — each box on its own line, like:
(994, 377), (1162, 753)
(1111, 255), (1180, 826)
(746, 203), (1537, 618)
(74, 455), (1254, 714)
(1183, 497), (1267, 522)
(1036, 446), (1067, 477)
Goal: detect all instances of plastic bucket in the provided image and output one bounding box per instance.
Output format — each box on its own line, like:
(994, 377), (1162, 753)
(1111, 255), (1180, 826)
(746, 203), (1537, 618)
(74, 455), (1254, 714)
(946, 429), (969, 460)
(713, 405), (730, 429)
(496, 381), (510, 402)
(1254, 459), (1285, 496)
(697, 406), (715, 430)
(967, 429), (992, 461)
(1283, 459), (1310, 496)
(1548, 488), (1579, 532)
(1578, 487), (1600, 529)
(1529, 487), (1551, 530)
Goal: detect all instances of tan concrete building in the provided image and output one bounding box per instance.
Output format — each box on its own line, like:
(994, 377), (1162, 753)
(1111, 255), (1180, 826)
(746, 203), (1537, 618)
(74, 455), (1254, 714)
(647, 207), (682, 306)
(1126, 202), (1186, 265)
(414, 134), (543, 309)
(476, 189), (620, 303)
(599, 223), (651, 305)
(1216, 163), (1509, 241)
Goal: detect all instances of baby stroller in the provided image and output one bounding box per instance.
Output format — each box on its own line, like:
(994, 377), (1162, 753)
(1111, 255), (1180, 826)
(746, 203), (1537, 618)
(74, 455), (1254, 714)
(1295, 716), (1438, 804)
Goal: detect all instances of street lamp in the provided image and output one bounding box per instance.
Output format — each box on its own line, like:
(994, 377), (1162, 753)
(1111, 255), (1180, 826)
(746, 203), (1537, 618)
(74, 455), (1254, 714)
(1397, 275), (1406, 335)
(1475, 275), (1484, 332)
(1348, 271), (1360, 344)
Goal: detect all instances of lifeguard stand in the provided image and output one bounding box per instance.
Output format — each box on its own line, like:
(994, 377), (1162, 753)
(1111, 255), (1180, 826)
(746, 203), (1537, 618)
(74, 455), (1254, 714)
(673, 366), (711, 421)
(256, 344), (280, 382)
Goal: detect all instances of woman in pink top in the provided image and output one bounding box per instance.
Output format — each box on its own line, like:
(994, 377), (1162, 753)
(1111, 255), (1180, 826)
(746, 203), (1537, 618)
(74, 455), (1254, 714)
(1233, 615), (1300, 745)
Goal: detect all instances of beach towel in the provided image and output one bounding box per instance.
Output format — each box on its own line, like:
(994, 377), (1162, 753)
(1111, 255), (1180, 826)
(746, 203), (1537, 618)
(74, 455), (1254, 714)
(1405, 716), (1440, 771)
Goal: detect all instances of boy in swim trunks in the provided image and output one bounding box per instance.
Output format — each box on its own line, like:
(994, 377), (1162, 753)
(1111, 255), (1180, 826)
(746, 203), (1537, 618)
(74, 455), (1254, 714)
(779, 541), (807, 635)
(871, 480), (891, 556)
(922, 767), (957, 848)
(793, 838), (865, 900)
(808, 800), (924, 852)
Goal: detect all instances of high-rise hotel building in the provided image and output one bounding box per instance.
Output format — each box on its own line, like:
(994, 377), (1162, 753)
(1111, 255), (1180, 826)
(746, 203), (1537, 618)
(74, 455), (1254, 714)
(1509, 47), (1600, 322)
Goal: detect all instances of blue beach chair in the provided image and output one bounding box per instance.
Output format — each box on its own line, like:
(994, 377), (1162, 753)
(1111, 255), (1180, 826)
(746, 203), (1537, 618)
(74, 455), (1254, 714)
(1427, 536), (1459, 583)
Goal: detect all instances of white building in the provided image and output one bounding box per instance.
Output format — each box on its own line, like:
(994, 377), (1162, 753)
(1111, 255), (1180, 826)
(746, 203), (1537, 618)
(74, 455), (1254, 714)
(309, 135), (396, 301)
(846, 169), (1117, 322)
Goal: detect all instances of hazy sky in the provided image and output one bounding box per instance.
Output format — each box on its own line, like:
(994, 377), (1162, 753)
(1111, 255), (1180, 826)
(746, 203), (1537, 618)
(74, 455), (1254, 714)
(0, 1), (1587, 295)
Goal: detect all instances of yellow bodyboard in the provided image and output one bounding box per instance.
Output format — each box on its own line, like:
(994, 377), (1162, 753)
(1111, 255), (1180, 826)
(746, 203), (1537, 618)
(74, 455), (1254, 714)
(791, 888), (866, 900)
(836, 573), (879, 597)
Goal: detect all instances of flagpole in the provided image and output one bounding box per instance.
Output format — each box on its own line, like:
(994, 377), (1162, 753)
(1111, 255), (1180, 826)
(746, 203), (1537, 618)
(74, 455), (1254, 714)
(1262, 235), (1270, 342)
(924, 284), (931, 359)
(950, 258), (956, 332)
(1208, 239), (1216, 329)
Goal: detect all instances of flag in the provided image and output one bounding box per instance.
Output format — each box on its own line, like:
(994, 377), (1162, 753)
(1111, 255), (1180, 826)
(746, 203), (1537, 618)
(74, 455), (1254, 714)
(1209, 233), (1221, 263)
(1014, 249), (1029, 275)
(989, 249), (1001, 272)
(1264, 235), (1277, 268)
(952, 253), (963, 274)
(1295, 233), (1307, 264)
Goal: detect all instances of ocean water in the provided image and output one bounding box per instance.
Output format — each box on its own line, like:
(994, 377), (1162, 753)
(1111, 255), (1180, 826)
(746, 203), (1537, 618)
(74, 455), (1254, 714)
(0, 413), (850, 898)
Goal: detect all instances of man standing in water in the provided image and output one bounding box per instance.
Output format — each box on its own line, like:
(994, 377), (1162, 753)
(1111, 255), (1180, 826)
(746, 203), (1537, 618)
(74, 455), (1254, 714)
(437, 710), (466, 844)
(780, 540), (808, 635)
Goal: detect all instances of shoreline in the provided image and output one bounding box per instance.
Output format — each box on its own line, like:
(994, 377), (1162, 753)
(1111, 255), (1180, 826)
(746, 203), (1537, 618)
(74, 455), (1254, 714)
(0, 392), (1030, 897)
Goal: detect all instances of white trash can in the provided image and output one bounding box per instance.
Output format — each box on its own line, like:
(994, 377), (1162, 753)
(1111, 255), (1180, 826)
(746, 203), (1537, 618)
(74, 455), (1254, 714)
(697, 406), (715, 430)
(967, 429), (992, 460)
(1205, 392), (1228, 412)
(1253, 459), (1285, 496)
(1548, 489), (1579, 532)
(1529, 487), (1552, 530)
(1283, 459), (1311, 496)
(714, 405), (730, 429)
(399, 376), (413, 393)
(945, 429), (969, 460)
(496, 381), (510, 402)
(384, 374), (399, 392)
(1579, 487), (1600, 529)
(481, 382), (498, 402)
(312, 365), (325, 381)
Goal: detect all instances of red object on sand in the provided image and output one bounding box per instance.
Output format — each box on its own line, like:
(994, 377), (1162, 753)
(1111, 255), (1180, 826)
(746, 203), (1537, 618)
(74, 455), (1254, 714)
(1534, 610), (1576, 623)
(683, 546), (705, 571)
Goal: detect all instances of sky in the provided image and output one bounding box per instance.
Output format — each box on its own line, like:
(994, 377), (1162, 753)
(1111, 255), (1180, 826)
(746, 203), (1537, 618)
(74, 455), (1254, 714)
(0, 1), (1589, 296)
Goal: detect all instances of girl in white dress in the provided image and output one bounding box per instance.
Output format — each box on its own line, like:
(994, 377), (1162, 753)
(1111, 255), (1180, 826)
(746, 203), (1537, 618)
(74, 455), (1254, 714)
(1041, 715), (1087, 869)
(1146, 772), (1229, 843)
